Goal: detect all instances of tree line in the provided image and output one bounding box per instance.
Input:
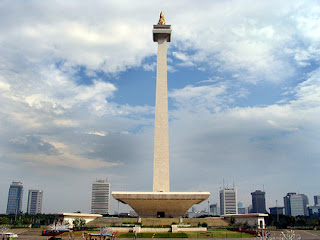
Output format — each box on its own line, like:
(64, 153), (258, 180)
(265, 214), (320, 229)
(0, 213), (58, 226)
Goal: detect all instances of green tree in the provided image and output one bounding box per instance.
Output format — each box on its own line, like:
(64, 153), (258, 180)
(22, 218), (32, 225)
(297, 218), (307, 226)
(287, 215), (296, 226)
(0, 217), (9, 225)
(230, 216), (236, 225)
(72, 218), (85, 229)
(243, 221), (250, 229)
(201, 222), (208, 227)
(13, 219), (22, 226)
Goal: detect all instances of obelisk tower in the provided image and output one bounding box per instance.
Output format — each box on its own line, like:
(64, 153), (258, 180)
(152, 12), (172, 192)
(112, 13), (210, 218)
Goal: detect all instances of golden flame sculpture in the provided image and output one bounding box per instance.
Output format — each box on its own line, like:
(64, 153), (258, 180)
(157, 11), (166, 25)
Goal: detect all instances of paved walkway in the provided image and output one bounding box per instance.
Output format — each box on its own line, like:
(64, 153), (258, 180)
(13, 230), (320, 240)
(270, 230), (320, 239)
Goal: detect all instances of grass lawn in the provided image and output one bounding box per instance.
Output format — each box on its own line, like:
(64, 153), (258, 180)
(117, 229), (254, 238)
(186, 229), (254, 238)
(118, 232), (188, 238)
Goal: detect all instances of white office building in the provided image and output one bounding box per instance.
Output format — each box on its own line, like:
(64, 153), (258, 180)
(91, 179), (110, 215)
(220, 188), (238, 215)
(27, 190), (43, 214)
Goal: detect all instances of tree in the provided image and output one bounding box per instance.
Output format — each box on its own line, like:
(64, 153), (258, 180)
(297, 218), (307, 226)
(72, 218), (85, 229)
(201, 222), (208, 227)
(287, 215), (296, 226)
(22, 218), (32, 225)
(243, 221), (250, 229)
(13, 219), (22, 226)
(0, 217), (9, 225)
(230, 216), (236, 225)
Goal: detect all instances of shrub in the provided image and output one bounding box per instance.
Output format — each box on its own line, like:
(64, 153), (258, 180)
(202, 222), (208, 227)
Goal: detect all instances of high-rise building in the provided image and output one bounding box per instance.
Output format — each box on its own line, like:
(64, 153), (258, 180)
(210, 203), (218, 215)
(251, 190), (266, 213)
(237, 202), (246, 214)
(91, 179), (110, 215)
(220, 188), (237, 215)
(314, 195), (320, 206)
(6, 181), (23, 214)
(269, 207), (284, 215)
(301, 194), (309, 216)
(283, 192), (309, 216)
(27, 190), (43, 214)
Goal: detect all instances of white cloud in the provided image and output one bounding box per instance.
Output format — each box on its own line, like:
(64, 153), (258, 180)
(0, 0), (319, 214)
(143, 62), (156, 71)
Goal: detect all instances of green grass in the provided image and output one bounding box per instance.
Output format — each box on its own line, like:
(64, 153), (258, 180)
(186, 230), (254, 238)
(117, 229), (254, 238)
(118, 232), (188, 238)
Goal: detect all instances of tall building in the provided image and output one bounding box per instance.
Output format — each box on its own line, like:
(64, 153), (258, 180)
(251, 190), (266, 213)
(283, 192), (309, 216)
(238, 202), (246, 214)
(6, 181), (23, 214)
(269, 207), (284, 215)
(220, 188), (237, 215)
(301, 194), (309, 216)
(27, 190), (43, 214)
(210, 203), (218, 215)
(308, 195), (320, 216)
(91, 179), (110, 215)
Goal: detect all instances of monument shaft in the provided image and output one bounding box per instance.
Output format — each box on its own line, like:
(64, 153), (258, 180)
(153, 36), (170, 192)
(112, 15), (210, 218)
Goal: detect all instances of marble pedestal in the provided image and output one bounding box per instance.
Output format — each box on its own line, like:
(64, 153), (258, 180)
(112, 191), (210, 218)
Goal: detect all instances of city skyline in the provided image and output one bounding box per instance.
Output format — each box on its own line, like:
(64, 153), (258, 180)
(2, 179), (319, 215)
(0, 1), (319, 214)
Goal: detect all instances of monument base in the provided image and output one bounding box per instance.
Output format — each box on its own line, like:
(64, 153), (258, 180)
(112, 191), (210, 218)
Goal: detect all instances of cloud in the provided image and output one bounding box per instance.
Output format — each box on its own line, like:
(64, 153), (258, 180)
(164, 65), (320, 209)
(0, 0), (319, 214)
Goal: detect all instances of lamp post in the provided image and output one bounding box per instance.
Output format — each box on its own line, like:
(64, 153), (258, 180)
(276, 200), (279, 224)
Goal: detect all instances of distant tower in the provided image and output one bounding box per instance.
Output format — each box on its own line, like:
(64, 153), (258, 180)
(209, 203), (218, 215)
(27, 190), (43, 214)
(314, 195), (320, 206)
(6, 181), (23, 214)
(220, 188), (237, 215)
(283, 192), (309, 216)
(91, 179), (110, 215)
(251, 190), (266, 213)
(238, 202), (246, 214)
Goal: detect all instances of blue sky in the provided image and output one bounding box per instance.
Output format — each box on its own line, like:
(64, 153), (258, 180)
(0, 0), (319, 214)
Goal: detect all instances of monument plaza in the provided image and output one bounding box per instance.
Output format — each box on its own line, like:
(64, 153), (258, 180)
(112, 12), (210, 218)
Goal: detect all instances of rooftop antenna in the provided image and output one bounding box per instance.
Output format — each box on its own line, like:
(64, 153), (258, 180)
(233, 181), (235, 189)
(223, 179), (225, 190)
(263, 184), (265, 192)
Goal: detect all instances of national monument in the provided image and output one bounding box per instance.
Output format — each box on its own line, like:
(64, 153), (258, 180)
(112, 12), (210, 218)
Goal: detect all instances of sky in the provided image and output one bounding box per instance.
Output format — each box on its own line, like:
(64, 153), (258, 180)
(0, 0), (319, 214)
